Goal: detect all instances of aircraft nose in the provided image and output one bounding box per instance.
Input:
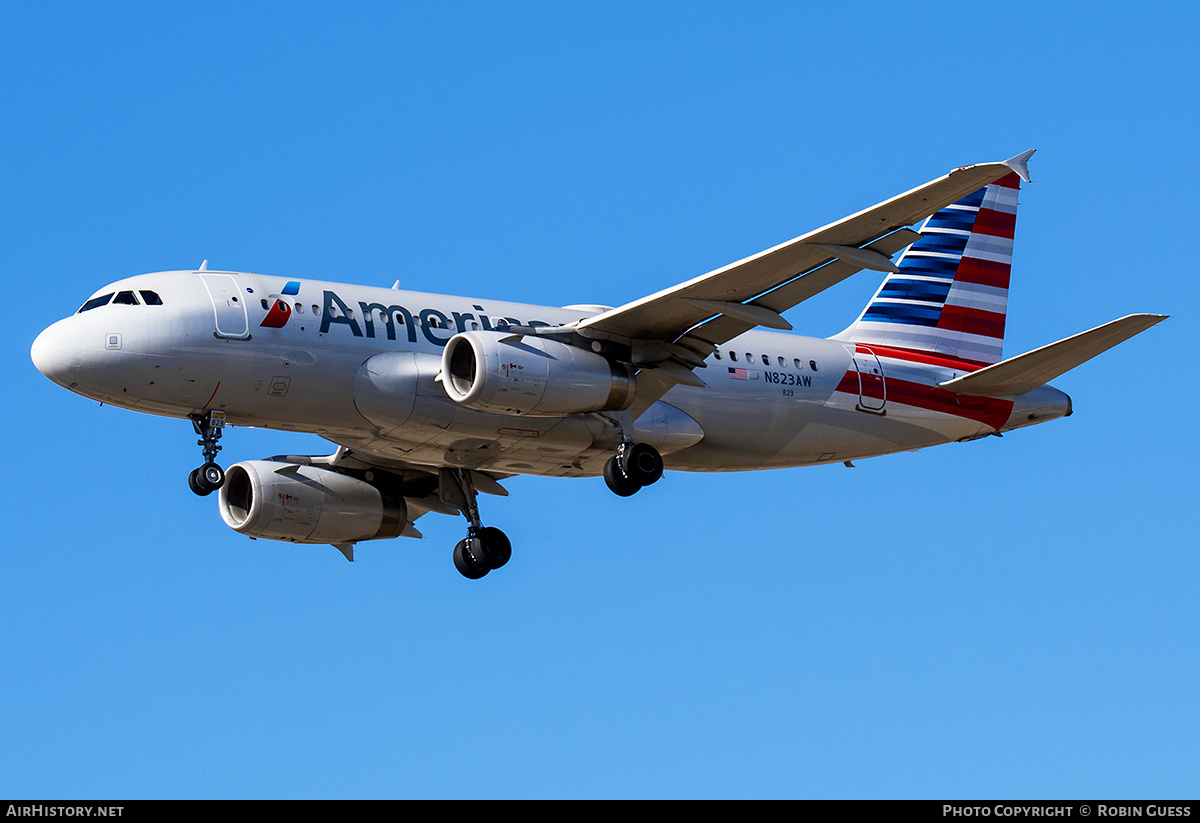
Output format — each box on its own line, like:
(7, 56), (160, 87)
(31, 320), (83, 387)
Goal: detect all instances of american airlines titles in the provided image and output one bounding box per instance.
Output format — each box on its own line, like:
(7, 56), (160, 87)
(317, 289), (549, 347)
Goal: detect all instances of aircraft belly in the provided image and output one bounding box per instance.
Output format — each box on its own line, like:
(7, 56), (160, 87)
(331, 414), (610, 476)
(669, 401), (982, 470)
(347, 349), (619, 473)
(664, 393), (802, 469)
(179, 340), (362, 430)
(661, 354), (993, 470)
(658, 342), (850, 470)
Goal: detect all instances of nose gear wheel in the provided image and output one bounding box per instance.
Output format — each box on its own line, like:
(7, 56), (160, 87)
(188, 411), (227, 496)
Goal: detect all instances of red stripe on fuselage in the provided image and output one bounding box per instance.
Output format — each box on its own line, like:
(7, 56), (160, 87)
(835, 371), (1013, 429)
(854, 343), (988, 371)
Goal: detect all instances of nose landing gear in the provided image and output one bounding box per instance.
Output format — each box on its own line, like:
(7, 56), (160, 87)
(188, 411), (227, 496)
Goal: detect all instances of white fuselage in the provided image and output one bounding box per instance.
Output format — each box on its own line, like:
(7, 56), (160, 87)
(32, 270), (1072, 478)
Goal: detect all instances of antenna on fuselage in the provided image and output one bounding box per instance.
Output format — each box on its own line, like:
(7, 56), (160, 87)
(198, 260), (209, 271)
(391, 280), (400, 289)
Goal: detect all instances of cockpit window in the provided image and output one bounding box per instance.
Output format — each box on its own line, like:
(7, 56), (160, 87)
(77, 289), (164, 313)
(78, 293), (114, 313)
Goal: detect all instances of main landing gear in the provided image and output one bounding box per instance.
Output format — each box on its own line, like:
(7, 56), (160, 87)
(443, 468), (512, 580)
(594, 411), (664, 497)
(603, 441), (663, 497)
(187, 410), (227, 497)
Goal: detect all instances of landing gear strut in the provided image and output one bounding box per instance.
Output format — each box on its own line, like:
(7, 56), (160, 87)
(596, 407), (665, 499)
(188, 410), (226, 497)
(443, 468), (511, 579)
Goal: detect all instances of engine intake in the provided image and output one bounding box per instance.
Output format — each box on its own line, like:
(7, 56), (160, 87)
(218, 461), (407, 544)
(441, 331), (635, 416)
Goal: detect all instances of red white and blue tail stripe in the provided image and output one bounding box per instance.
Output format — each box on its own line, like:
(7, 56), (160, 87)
(838, 172), (1022, 367)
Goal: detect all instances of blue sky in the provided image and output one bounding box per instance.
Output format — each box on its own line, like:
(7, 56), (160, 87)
(3, 1), (1198, 799)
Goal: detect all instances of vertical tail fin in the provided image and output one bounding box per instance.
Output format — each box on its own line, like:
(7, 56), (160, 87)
(837, 171), (1024, 366)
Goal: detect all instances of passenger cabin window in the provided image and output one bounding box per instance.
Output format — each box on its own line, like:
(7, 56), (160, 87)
(778, 356), (785, 367)
(139, 290), (163, 305)
(112, 290), (139, 305)
(713, 351), (722, 360)
(78, 293), (114, 313)
(761, 354), (769, 365)
(729, 351), (738, 362)
(746, 353), (754, 364)
(794, 358), (803, 370)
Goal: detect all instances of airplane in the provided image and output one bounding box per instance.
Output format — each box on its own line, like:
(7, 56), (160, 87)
(30, 150), (1166, 578)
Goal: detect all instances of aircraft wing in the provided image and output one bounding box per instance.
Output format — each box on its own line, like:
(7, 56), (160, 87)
(274, 446), (512, 542)
(577, 151), (1036, 354)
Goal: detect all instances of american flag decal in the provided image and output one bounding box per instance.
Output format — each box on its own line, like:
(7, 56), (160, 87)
(728, 367), (747, 380)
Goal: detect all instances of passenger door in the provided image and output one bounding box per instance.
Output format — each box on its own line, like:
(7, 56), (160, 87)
(199, 274), (250, 339)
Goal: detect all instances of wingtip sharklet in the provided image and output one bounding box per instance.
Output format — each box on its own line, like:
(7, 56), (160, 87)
(1003, 149), (1036, 183)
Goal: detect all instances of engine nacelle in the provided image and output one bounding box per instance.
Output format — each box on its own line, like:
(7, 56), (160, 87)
(218, 460), (407, 544)
(441, 330), (635, 416)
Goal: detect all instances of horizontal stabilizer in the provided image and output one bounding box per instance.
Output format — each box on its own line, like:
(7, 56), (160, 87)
(939, 314), (1167, 397)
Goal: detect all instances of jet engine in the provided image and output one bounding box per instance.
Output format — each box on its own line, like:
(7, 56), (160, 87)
(218, 460), (407, 544)
(441, 330), (635, 416)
